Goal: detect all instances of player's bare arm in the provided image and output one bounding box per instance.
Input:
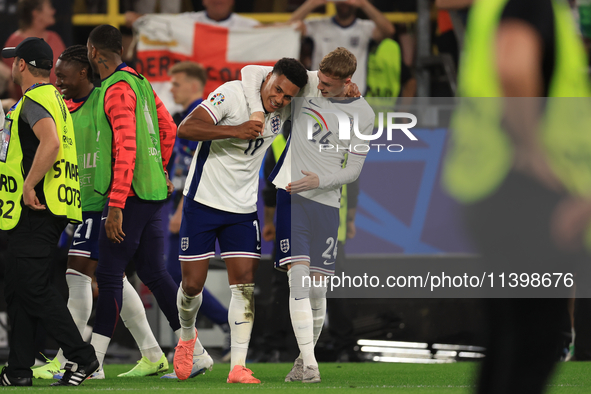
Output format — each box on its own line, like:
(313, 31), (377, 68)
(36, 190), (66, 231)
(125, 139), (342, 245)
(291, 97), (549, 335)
(346, 0), (395, 41)
(289, 0), (328, 35)
(23, 117), (60, 210)
(178, 106), (262, 141)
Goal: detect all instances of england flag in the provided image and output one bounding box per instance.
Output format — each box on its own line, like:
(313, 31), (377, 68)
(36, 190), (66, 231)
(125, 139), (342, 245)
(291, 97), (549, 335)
(134, 14), (300, 112)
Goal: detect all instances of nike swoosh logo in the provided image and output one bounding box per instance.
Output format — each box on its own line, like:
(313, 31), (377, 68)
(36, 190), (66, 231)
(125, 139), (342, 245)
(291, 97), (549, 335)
(256, 245), (261, 250)
(72, 240), (86, 246)
(234, 321), (249, 325)
(101, 216), (107, 220)
(295, 297), (307, 301)
(309, 99), (320, 108)
(323, 260), (332, 265)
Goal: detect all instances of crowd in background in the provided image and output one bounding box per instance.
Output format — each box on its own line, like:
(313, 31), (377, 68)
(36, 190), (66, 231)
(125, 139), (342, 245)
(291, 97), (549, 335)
(0, 0), (443, 365)
(0, 0), (477, 112)
(4, 0), (591, 391)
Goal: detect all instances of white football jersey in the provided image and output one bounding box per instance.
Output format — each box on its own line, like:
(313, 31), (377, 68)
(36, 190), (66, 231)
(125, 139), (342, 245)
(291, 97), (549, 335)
(184, 81), (290, 213)
(305, 17), (375, 94)
(271, 96), (375, 208)
(184, 11), (260, 28)
(300, 71), (322, 99)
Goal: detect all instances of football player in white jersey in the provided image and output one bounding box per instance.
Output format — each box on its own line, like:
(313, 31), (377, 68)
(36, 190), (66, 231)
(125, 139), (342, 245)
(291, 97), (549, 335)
(241, 47), (374, 383)
(174, 58), (308, 384)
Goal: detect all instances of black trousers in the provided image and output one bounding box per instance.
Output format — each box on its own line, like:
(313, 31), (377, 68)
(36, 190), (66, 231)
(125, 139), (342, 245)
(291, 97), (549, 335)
(574, 296), (591, 360)
(464, 172), (576, 394)
(4, 208), (95, 378)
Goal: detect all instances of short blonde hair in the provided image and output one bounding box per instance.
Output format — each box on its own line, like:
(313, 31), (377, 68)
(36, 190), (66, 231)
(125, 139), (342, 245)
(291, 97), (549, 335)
(169, 61), (207, 87)
(318, 47), (357, 80)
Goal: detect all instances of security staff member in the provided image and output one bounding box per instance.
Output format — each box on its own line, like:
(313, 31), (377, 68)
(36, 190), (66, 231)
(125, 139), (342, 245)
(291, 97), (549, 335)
(0, 37), (98, 386)
(443, 0), (591, 393)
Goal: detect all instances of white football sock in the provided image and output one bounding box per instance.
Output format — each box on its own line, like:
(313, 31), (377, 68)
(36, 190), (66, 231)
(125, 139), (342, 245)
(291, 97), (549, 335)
(288, 265), (316, 368)
(65, 269), (93, 335)
(176, 287), (205, 355)
(177, 286), (200, 341)
(310, 279), (327, 346)
(228, 283), (255, 369)
(120, 276), (162, 363)
(90, 333), (111, 367)
(55, 349), (67, 367)
(57, 269), (93, 366)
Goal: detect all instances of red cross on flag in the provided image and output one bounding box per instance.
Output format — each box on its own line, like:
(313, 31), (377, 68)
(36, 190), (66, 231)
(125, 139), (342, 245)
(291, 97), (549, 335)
(134, 14), (301, 112)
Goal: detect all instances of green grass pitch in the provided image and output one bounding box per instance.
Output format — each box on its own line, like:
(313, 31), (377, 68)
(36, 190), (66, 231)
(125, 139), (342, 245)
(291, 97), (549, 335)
(21, 362), (591, 393)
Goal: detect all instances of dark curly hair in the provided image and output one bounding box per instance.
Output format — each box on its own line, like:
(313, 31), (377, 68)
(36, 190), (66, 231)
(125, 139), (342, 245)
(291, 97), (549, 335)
(89, 24), (123, 56)
(272, 58), (308, 89)
(59, 45), (92, 80)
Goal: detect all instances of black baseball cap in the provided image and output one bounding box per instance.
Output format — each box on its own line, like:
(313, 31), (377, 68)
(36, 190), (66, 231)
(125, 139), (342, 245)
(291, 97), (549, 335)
(1, 37), (53, 70)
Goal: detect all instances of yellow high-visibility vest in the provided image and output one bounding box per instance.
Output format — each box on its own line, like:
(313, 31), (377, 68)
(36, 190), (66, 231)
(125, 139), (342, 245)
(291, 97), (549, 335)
(0, 84), (81, 230)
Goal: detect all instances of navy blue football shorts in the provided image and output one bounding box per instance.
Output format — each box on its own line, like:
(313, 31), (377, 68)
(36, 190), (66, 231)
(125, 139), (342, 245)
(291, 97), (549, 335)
(275, 189), (339, 275)
(179, 197), (261, 262)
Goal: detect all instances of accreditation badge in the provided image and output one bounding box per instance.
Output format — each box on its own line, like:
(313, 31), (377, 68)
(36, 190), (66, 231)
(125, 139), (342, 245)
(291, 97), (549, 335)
(0, 116), (12, 164)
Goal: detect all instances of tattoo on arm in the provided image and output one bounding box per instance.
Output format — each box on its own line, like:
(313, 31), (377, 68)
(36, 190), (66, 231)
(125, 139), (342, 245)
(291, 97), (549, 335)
(98, 57), (109, 70)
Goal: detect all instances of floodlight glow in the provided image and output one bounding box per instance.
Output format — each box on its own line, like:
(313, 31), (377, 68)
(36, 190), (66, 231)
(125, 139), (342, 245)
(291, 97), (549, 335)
(357, 339), (428, 349)
(433, 343), (486, 351)
(373, 356), (455, 364)
(360, 346), (432, 356)
(458, 352), (485, 358)
(434, 350), (457, 358)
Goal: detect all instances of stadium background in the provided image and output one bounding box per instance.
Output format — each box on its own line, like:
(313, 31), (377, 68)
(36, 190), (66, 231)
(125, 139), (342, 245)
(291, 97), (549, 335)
(0, 0), (489, 371)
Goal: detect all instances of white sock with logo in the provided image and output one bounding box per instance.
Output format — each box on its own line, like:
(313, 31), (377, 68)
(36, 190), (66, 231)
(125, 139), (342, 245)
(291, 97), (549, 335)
(288, 265), (317, 368)
(120, 276), (162, 363)
(176, 287), (205, 355)
(228, 283), (255, 369)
